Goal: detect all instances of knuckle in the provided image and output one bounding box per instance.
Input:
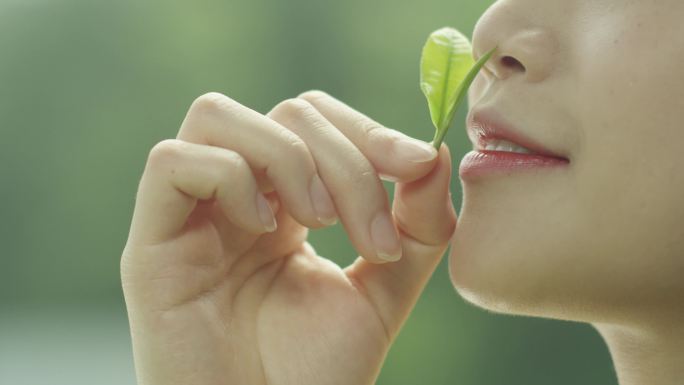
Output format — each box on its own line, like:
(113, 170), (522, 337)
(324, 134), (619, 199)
(339, 161), (378, 191)
(190, 92), (239, 116)
(212, 152), (252, 203)
(287, 136), (310, 156)
(147, 139), (185, 166)
(282, 136), (312, 166)
(352, 116), (387, 141)
(297, 89), (330, 102)
(265, 136), (314, 180)
(214, 149), (244, 173)
(271, 98), (316, 122)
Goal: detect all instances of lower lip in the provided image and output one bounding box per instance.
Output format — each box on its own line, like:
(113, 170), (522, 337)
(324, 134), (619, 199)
(459, 150), (570, 178)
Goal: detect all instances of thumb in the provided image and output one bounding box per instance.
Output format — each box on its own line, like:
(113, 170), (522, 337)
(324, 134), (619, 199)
(344, 143), (457, 338)
(393, 142), (456, 246)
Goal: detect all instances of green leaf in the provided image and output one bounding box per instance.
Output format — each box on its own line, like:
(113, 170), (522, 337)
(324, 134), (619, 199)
(419, 27), (496, 149)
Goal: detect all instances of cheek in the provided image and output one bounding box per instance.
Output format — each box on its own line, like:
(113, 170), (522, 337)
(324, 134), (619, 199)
(569, 5), (684, 316)
(575, 10), (684, 237)
(575, 3), (684, 150)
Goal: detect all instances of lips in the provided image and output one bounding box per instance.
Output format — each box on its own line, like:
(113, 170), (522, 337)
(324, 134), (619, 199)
(466, 109), (569, 161)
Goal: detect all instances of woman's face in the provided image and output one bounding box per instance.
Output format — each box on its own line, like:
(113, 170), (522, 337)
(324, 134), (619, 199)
(449, 0), (684, 326)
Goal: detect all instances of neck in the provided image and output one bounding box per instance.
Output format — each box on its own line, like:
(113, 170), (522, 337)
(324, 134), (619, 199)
(593, 319), (684, 385)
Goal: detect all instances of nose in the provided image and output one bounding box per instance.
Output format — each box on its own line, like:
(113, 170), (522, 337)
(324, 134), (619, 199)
(471, 3), (558, 83)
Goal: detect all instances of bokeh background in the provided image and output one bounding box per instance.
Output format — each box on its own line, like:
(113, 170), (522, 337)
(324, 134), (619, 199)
(0, 0), (618, 384)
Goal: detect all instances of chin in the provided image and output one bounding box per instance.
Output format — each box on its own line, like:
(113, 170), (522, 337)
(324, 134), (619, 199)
(447, 216), (539, 317)
(447, 173), (592, 322)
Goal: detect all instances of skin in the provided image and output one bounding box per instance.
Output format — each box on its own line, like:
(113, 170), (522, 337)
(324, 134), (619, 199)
(121, 90), (456, 385)
(454, 0), (684, 384)
(121, 0), (684, 384)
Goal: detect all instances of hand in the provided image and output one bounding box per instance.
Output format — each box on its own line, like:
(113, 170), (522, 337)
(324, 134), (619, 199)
(120, 90), (457, 385)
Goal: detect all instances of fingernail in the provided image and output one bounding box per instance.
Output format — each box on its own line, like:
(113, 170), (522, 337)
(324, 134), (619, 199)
(393, 137), (438, 163)
(256, 192), (277, 232)
(309, 174), (338, 226)
(370, 210), (402, 261)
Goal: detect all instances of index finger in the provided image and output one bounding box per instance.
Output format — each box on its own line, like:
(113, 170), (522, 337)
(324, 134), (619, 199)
(297, 90), (439, 183)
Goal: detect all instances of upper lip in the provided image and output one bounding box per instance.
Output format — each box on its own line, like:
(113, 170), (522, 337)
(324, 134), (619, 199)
(466, 109), (568, 160)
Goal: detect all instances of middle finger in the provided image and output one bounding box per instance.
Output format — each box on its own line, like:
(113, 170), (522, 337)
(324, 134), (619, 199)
(267, 98), (403, 263)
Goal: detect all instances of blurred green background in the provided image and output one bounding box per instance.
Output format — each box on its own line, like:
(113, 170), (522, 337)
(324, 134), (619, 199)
(0, 0), (617, 384)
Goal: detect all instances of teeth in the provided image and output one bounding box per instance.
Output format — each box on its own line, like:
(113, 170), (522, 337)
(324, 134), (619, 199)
(483, 139), (533, 154)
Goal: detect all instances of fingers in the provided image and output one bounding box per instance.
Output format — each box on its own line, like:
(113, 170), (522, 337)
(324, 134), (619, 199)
(297, 90), (439, 183)
(344, 143), (457, 337)
(393, 143), (457, 245)
(267, 98), (402, 263)
(176, 92), (337, 229)
(129, 139), (277, 245)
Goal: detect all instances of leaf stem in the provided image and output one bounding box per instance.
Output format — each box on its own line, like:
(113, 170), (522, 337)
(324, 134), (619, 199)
(431, 128), (447, 150)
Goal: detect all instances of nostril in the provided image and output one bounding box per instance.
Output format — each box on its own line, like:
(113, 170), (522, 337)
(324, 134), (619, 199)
(500, 55), (525, 73)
